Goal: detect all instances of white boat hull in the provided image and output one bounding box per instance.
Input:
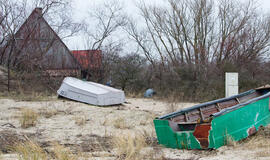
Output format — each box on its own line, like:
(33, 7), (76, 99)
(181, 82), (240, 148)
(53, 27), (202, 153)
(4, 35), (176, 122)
(57, 77), (125, 106)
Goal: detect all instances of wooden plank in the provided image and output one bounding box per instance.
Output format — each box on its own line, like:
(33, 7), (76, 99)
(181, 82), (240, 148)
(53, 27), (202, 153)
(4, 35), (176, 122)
(216, 103), (221, 111)
(176, 122), (198, 125)
(184, 112), (188, 122)
(236, 97), (240, 104)
(199, 108), (204, 120)
(218, 100), (238, 109)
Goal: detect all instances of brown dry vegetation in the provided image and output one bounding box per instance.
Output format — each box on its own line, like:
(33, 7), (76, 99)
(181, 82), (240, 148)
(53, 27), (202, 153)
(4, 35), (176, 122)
(112, 132), (147, 160)
(13, 141), (80, 160)
(13, 141), (47, 160)
(1, 0), (270, 158)
(113, 117), (133, 129)
(19, 109), (38, 128)
(39, 108), (58, 119)
(73, 116), (86, 126)
(52, 142), (77, 160)
(0, 97), (270, 160)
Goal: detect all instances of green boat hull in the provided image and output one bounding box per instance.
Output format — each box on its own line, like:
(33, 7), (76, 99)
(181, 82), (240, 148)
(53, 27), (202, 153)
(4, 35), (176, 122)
(154, 92), (270, 149)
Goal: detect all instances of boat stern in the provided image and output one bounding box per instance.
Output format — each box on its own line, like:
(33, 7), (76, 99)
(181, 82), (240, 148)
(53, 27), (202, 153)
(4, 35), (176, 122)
(153, 119), (212, 149)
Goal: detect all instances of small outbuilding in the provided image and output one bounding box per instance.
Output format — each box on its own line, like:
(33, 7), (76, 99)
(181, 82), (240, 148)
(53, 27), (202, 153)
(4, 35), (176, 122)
(71, 50), (102, 79)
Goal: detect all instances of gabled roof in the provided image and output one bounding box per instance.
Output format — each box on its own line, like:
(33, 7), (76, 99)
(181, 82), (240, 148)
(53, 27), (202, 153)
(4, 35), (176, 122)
(15, 8), (71, 54)
(12, 8), (80, 70)
(71, 50), (102, 70)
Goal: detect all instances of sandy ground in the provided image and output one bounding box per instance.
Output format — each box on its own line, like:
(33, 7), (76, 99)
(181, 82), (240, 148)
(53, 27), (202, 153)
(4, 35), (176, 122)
(0, 97), (269, 160)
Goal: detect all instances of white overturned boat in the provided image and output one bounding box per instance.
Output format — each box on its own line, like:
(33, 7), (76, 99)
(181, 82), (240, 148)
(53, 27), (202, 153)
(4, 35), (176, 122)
(57, 77), (125, 106)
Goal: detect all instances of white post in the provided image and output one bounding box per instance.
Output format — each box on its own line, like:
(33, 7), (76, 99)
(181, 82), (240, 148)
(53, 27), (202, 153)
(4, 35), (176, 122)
(225, 72), (238, 97)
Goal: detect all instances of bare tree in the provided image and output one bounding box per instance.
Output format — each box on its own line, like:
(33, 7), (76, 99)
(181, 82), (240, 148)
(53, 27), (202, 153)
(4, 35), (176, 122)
(123, 0), (270, 99)
(79, 0), (128, 82)
(0, 0), (82, 92)
(84, 0), (127, 50)
(0, 0), (28, 91)
(128, 0), (270, 73)
(125, 17), (157, 67)
(112, 53), (146, 90)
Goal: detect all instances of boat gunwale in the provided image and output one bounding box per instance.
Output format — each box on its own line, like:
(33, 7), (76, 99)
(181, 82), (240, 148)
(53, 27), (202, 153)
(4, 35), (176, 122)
(213, 91), (270, 117)
(158, 89), (268, 120)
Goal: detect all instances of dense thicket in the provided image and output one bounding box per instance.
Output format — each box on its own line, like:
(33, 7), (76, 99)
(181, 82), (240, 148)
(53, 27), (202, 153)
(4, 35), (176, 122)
(1, 0), (270, 102)
(101, 0), (270, 101)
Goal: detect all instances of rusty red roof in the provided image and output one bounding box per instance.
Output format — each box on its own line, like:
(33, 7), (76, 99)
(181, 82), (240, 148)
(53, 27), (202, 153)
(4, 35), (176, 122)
(71, 50), (102, 70)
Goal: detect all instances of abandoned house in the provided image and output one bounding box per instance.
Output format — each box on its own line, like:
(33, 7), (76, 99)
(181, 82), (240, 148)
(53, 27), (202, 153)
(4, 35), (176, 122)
(0, 8), (81, 76)
(71, 50), (102, 79)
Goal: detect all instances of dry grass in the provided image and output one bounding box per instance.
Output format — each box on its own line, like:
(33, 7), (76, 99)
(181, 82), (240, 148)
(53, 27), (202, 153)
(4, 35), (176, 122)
(242, 126), (270, 150)
(139, 119), (148, 126)
(138, 112), (156, 127)
(14, 80), (52, 101)
(225, 134), (237, 147)
(39, 108), (58, 118)
(0, 66), (54, 101)
(6, 90), (53, 102)
(126, 92), (144, 98)
(101, 115), (109, 126)
(139, 129), (157, 147)
(167, 102), (178, 113)
(165, 94), (182, 113)
(52, 143), (76, 160)
(112, 132), (147, 160)
(13, 141), (47, 160)
(222, 126), (270, 158)
(159, 91), (185, 103)
(13, 141), (79, 160)
(112, 130), (161, 159)
(73, 116), (86, 126)
(19, 108), (38, 128)
(256, 150), (270, 157)
(113, 117), (132, 129)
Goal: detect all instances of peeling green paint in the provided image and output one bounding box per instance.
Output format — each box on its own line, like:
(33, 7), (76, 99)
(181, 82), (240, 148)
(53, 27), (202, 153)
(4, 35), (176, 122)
(154, 96), (270, 149)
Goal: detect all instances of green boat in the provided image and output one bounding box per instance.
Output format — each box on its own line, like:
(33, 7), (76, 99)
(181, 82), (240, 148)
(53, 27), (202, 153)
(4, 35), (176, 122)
(154, 85), (270, 149)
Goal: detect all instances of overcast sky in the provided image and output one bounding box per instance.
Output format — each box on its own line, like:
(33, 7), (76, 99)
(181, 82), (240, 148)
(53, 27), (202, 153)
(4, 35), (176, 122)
(64, 0), (270, 50)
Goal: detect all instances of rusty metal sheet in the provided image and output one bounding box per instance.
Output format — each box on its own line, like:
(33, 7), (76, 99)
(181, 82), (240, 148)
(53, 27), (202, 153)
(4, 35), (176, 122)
(248, 126), (257, 135)
(193, 124), (211, 149)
